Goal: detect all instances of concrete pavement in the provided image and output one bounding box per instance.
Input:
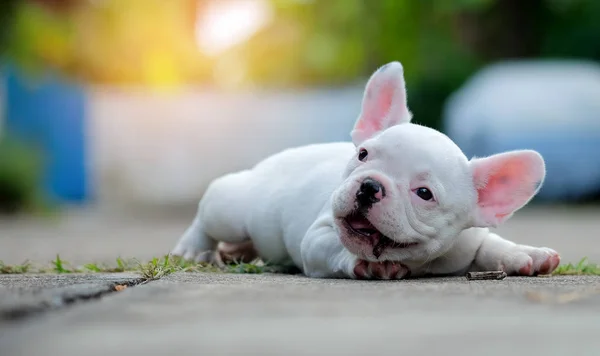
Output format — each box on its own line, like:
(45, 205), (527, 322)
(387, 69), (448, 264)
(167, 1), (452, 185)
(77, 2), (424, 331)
(1, 204), (599, 266)
(1, 272), (600, 355)
(0, 205), (600, 355)
(0, 273), (142, 320)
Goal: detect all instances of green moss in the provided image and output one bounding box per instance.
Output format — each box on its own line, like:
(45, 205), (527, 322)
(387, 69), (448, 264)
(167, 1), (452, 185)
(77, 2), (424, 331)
(552, 257), (600, 276)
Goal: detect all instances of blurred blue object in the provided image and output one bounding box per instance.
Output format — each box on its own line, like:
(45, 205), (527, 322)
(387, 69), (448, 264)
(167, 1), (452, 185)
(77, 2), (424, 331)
(444, 60), (600, 201)
(3, 64), (88, 202)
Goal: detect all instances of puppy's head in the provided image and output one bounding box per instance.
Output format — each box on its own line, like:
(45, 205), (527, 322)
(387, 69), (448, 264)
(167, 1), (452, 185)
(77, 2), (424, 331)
(332, 62), (545, 263)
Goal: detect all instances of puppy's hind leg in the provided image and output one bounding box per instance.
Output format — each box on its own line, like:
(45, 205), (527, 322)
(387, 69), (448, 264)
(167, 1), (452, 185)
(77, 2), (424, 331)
(171, 209), (216, 263)
(172, 171), (253, 263)
(216, 240), (259, 265)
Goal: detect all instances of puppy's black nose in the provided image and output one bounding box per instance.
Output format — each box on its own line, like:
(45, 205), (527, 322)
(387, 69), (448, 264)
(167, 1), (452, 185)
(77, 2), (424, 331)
(356, 178), (385, 206)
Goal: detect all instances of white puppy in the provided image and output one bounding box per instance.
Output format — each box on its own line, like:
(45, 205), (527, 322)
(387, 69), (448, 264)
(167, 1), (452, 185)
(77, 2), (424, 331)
(172, 61), (560, 279)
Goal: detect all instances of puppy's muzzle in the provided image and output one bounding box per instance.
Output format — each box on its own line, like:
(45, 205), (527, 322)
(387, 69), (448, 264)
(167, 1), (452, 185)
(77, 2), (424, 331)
(356, 178), (385, 207)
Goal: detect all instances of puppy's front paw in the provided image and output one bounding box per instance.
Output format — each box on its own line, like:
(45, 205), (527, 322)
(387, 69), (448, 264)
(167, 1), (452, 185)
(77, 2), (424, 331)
(353, 260), (410, 280)
(502, 246), (560, 276)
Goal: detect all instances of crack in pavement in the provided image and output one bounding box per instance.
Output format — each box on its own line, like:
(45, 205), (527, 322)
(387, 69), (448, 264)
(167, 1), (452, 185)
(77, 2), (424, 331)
(0, 274), (145, 322)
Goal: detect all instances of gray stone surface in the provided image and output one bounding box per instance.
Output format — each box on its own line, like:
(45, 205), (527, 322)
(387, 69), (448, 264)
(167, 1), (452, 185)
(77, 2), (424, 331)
(0, 207), (183, 266)
(0, 273), (141, 320)
(1, 272), (600, 355)
(1, 205), (599, 266)
(1, 206), (600, 355)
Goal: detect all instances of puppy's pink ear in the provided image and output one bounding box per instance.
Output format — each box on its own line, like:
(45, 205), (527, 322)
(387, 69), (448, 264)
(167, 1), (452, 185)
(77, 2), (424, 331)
(469, 150), (545, 228)
(351, 61), (412, 146)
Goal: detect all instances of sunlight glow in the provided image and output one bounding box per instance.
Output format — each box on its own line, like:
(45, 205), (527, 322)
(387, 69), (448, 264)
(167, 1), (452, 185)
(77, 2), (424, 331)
(195, 0), (272, 56)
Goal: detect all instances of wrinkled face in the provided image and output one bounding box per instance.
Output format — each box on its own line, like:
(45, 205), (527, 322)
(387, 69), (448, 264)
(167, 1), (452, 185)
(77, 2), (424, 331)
(332, 124), (474, 262)
(332, 62), (546, 264)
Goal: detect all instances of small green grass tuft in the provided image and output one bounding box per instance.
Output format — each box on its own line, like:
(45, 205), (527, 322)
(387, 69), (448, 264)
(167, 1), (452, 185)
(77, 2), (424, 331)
(552, 257), (600, 276)
(136, 255), (182, 281)
(0, 254), (274, 282)
(52, 254), (71, 273)
(83, 263), (102, 273)
(136, 255), (276, 281)
(115, 257), (129, 272)
(225, 261), (267, 274)
(0, 260), (31, 274)
(2, 255), (599, 280)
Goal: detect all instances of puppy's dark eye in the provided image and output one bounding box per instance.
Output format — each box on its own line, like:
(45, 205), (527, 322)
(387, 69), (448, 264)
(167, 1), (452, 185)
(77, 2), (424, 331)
(358, 148), (368, 161)
(415, 187), (433, 201)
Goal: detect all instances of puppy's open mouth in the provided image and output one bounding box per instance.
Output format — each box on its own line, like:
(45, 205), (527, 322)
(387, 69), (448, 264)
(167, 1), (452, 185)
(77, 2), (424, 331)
(343, 211), (418, 258)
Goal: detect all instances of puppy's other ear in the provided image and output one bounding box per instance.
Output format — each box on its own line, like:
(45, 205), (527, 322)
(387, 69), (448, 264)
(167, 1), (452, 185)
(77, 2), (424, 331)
(469, 150), (545, 228)
(351, 61), (412, 146)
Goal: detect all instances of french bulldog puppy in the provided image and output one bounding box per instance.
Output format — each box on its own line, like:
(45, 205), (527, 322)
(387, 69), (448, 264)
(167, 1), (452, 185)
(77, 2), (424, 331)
(172, 61), (560, 279)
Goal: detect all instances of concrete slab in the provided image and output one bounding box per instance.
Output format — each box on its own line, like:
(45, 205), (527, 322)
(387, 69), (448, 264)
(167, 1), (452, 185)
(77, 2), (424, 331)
(1, 272), (599, 355)
(0, 273), (142, 320)
(1, 205), (599, 355)
(0, 208), (183, 266)
(1, 205), (599, 267)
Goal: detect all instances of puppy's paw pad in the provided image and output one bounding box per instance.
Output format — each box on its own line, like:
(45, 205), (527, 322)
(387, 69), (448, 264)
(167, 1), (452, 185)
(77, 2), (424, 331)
(353, 260), (410, 280)
(353, 260), (370, 279)
(505, 247), (560, 276)
(518, 258), (533, 276)
(535, 249), (560, 275)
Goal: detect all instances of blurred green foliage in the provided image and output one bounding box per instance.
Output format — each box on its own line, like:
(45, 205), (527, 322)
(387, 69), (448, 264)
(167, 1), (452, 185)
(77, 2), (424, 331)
(1, 0), (599, 210)
(4, 0), (207, 86)
(0, 134), (48, 214)
(236, 0), (600, 130)
(0, 0), (20, 55)
(3, 0), (600, 133)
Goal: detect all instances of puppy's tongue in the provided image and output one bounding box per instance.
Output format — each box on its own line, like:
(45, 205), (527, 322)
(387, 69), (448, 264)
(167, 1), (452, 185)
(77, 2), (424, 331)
(347, 214), (375, 230)
(346, 213), (382, 242)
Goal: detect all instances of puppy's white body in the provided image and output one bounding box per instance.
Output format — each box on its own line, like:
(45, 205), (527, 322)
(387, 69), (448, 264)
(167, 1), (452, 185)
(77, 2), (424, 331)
(173, 62), (560, 279)
(177, 143), (352, 272)
(176, 141), (483, 277)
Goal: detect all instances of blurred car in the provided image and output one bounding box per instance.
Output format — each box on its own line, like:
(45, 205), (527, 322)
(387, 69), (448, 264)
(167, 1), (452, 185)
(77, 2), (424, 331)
(444, 60), (600, 202)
